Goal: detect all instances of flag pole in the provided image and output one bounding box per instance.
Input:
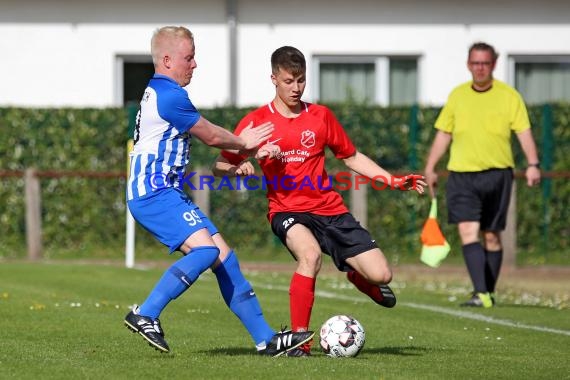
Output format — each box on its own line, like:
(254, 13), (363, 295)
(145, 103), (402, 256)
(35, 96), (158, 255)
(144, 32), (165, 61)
(125, 103), (137, 268)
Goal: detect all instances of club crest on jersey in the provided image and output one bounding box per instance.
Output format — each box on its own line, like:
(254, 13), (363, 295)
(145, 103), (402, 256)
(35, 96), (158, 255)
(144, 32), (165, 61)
(300, 130), (315, 148)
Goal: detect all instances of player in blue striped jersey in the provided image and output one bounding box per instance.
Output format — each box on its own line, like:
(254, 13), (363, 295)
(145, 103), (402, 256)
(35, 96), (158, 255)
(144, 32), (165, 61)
(123, 26), (314, 356)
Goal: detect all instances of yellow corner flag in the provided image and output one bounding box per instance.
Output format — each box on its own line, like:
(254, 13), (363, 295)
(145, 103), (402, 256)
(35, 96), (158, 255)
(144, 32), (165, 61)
(420, 198), (450, 268)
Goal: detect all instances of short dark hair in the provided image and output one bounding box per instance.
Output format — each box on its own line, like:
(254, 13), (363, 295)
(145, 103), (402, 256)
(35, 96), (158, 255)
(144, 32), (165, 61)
(468, 42), (499, 62)
(271, 46), (306, 76)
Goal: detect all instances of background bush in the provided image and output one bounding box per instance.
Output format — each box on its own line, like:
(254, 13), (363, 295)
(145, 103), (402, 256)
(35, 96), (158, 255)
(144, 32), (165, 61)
(0, 104), (568, 264)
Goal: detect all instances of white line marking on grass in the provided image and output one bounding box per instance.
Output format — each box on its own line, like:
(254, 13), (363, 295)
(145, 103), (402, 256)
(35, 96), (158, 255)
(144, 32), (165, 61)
(254, 284), (570, 337)
(402, 302), (570, 337)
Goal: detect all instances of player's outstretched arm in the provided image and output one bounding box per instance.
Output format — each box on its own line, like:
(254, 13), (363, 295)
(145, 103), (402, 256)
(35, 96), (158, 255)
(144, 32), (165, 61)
(343, 151), (426, 194)
(190, 117), (274, 151)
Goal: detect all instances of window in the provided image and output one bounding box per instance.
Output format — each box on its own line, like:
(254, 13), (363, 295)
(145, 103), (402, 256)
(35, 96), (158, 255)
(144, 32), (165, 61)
(389, 59), (418, 106)
(510, 56), (570, 104)
(115, 55), (155, 106)
(319, 62), (375, 103)
(313, 55), (418, 106)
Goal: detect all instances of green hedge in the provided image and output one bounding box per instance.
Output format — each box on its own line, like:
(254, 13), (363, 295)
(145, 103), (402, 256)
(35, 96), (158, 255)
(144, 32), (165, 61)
(0, 105), (568, 264)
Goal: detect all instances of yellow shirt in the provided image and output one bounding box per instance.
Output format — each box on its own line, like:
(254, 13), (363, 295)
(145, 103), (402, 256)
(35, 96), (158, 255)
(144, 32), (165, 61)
(435, 79), (530, 172)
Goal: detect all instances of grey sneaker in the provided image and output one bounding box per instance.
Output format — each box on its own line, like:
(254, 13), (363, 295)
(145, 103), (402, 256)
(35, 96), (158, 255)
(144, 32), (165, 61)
(124, 305), (170, 353)
(259, 328), (315, 357)
(460, 292), (493, 308)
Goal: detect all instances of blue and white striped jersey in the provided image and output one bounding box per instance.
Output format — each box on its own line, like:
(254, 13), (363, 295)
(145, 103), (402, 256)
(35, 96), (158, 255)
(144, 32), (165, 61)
(127, 74), (200, 200)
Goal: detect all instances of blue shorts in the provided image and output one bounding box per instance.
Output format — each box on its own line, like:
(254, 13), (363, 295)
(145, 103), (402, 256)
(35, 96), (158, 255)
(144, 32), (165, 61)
(127, 188), (218, 253)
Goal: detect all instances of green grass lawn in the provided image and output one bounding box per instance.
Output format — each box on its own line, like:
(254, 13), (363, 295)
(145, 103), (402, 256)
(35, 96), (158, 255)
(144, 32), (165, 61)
(1, 262), (568, 380)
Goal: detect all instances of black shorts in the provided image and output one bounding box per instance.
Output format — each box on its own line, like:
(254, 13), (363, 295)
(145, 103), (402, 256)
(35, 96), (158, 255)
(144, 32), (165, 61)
(271, 212), (378, 272)
(446, 168), (513, 231)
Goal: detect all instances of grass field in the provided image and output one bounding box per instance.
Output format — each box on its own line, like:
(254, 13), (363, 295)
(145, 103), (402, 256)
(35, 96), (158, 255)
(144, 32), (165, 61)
(1, 261), (569, 380)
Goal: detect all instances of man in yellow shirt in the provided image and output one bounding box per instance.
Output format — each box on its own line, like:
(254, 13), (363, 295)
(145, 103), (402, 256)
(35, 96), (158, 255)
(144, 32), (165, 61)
(424, 42), (541, 307)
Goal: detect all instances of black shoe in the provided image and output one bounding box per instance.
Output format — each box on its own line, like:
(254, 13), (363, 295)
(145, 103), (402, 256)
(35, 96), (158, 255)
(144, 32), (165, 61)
(460, 293), (493, 308)
(259, 328), (315, 357)
(376, 285), (397, 308)
(286, 347), (311, 357)
(124, 305), (170, 353)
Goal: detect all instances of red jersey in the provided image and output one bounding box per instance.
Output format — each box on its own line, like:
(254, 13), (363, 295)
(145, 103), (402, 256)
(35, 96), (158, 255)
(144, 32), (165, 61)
(221, 101), (356, 221)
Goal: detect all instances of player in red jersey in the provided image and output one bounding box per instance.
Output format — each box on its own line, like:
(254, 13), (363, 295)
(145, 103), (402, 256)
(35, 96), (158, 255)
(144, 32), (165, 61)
(213, 46), (426, 356)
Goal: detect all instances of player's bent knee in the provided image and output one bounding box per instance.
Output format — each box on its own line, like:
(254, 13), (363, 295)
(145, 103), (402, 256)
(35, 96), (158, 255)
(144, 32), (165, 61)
(364, 268), (392, 285)
(296, 250), (322, 268)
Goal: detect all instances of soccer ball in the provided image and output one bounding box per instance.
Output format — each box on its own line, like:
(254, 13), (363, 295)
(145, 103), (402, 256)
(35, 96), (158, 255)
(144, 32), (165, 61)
(319, 315), (365, 357)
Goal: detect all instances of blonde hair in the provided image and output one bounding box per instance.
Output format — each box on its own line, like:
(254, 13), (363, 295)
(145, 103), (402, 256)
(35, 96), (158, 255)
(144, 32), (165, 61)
(151, 26), (194, 65)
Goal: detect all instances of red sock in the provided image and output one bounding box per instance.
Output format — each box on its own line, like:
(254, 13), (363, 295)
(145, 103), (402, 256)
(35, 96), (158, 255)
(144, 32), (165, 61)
(289, 272), (315, 333)
(347, 270), (383, 303)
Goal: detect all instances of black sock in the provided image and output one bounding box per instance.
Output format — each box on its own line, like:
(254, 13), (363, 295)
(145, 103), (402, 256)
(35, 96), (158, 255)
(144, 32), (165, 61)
(462, 242), (487, 293)
(485, 249), (503, 293)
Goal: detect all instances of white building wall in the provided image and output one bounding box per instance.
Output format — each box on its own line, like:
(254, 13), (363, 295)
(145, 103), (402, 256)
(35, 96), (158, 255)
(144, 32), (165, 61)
(237, 23), (570, 107)
(1, 0), (569, 108)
